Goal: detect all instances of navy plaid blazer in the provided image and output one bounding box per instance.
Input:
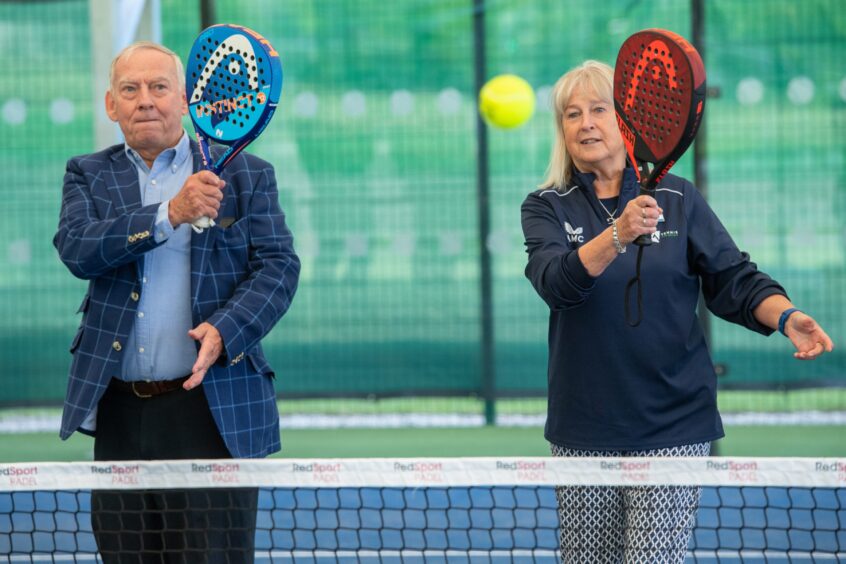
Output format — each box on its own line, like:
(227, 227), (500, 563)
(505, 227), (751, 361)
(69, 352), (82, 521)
(54, 139), (300, 458)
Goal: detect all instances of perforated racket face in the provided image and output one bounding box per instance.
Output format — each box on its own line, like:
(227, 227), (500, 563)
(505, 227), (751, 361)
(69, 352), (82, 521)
(614, 29), (705, 169)
(186, 25), (282, 144)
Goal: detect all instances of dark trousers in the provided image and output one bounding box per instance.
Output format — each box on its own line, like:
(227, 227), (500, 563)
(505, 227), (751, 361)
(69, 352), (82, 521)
(91, 382), (258, 564)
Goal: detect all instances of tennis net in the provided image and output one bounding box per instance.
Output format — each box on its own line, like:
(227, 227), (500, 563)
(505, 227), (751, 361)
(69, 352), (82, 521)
(1, 457), (844, 562)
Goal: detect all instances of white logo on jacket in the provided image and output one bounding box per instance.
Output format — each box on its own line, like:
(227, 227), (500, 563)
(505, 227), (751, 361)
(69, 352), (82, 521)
(564, 222), (584, 243)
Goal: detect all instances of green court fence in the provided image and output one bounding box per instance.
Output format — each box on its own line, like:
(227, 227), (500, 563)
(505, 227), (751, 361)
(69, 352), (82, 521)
(0, 0), (843, 412)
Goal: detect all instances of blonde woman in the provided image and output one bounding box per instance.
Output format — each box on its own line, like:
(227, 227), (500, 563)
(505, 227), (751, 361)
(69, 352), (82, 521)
(521, 60), (832, 563)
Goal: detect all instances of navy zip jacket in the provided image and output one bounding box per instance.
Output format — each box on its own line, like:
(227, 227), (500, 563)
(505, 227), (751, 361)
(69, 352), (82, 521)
(521, 168), (785, 451)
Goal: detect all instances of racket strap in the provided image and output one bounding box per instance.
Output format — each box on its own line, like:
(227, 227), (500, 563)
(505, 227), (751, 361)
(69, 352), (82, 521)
(624, 247), (645, 327)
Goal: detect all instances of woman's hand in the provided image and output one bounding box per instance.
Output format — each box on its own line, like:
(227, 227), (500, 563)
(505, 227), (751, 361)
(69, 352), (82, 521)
(617, 195), (663, 245)
(784, 312), (834, 360)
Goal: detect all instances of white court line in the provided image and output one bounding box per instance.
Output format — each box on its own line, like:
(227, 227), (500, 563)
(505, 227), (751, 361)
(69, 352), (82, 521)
(1, 411), (844, 433)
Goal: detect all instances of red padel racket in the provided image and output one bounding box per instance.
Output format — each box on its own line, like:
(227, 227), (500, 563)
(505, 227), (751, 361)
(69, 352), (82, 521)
(614, 28), (706, 246)
(614, 29), (706, 326)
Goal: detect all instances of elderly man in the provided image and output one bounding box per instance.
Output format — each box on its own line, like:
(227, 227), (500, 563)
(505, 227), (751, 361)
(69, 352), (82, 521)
(54, 41), (300, 562)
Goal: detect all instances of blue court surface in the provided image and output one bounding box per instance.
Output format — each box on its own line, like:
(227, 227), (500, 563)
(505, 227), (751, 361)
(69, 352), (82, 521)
(1, 486), (844, 562)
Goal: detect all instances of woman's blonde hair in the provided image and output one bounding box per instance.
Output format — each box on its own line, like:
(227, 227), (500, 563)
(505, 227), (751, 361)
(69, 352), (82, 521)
(540, 60), (614, 189)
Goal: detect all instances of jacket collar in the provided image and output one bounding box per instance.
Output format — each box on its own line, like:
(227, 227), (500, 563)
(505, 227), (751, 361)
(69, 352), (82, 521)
(571, 166), (639, 196)
(188, 137), (205, 173)
(570, 165), (640, 223)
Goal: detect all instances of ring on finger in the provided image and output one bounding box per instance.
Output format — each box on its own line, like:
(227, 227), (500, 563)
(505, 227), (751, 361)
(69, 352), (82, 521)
(642, 217), (647, 226)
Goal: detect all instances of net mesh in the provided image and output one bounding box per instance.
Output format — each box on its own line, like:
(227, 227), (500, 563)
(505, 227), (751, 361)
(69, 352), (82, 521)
(1, 458), (844, 561)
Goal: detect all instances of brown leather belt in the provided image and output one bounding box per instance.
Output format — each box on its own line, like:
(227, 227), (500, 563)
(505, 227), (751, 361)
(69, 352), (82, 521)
(110, 376), (190, 399)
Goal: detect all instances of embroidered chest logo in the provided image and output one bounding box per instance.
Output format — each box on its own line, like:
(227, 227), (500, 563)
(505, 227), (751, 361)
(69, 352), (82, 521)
(564, 222), (584, 243)
(651, 229), (679, 243)
(650, 213), (677, 243)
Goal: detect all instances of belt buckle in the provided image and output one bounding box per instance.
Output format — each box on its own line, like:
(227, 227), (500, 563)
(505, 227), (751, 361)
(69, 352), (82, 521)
(131, 381), (153, 399)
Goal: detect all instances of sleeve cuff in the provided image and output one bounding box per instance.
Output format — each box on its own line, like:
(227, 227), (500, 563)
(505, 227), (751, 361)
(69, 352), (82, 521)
(749, 289), (789, 336)
(207, 311), (248, 367)
(153, 201), (175, 243)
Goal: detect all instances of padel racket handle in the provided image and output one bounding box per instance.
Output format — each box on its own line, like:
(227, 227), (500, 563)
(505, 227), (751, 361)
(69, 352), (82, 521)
(633, 234), (653, 246)
(633, 186), (654, 246)
(191, 161), (218, 233)
(190, 162), (224, 233)
(191, 216), (215, 234)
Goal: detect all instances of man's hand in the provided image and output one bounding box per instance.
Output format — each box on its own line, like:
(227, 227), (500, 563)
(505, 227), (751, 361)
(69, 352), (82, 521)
(185, 322), (223, 390)
(168, 171), (226, 227)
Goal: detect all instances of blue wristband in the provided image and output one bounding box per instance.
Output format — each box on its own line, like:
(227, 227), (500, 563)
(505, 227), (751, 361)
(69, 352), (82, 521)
(778, 308), (800, 336)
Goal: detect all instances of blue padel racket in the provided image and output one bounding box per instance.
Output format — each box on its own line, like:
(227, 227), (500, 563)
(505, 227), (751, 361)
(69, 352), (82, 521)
(186, 24), (283, 231)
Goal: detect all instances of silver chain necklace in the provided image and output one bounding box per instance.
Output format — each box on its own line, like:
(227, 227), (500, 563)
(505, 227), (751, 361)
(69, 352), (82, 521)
(597, 197), (618, 225)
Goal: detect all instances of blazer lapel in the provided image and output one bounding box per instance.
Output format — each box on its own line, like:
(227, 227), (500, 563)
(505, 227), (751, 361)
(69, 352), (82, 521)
(189, 142), (214, 323)
(106, 149), (145, 278)
(106, 149), (143, 214)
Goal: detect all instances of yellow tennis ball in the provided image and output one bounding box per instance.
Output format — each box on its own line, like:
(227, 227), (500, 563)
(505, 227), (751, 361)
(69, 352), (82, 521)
(479, 74), (536, 129)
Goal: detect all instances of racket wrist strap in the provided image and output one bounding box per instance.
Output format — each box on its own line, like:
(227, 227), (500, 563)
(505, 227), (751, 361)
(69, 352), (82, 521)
(612, 220), (627, 254)
(778, 307), (801, 336)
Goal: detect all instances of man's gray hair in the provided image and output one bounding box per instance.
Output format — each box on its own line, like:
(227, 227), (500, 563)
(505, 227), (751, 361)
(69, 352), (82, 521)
(108, 41), (185, 93)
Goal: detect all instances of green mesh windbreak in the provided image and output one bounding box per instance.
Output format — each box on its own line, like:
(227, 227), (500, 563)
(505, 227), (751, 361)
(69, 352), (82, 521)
(0, 0), (842, 406)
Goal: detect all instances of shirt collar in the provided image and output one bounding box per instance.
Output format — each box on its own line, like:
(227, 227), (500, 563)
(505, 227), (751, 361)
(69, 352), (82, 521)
(124, 130), (191, 171)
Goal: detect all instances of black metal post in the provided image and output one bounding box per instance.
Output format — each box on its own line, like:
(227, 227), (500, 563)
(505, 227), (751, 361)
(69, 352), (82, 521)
(692, 0), (708, 339)
(473, 0), (495, 425)
(692, 0), (720, 455)
(200, 0), (216, 30)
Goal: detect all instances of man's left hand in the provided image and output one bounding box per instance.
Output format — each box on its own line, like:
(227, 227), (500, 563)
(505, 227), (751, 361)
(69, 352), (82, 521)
(185, 322), (223, 389)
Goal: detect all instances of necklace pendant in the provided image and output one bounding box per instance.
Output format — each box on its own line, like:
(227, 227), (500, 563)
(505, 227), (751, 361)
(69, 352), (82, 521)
(597, 198), (618, 224)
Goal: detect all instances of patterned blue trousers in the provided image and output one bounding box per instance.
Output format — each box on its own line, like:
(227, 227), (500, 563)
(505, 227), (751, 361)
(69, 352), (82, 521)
(551, 442), (711, 564)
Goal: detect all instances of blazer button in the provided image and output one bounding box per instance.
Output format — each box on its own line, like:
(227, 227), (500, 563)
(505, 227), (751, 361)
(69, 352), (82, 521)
(112, 340), (122, 352)
(130, 292), (140, 301)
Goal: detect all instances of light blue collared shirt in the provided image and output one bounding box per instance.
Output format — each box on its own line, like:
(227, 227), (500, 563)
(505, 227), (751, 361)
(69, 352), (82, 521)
(121, 132), (197, 382)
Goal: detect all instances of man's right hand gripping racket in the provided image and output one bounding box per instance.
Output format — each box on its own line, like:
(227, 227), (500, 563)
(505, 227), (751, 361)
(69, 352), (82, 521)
(185, 24), (283, 232)
(613, 29), (706, 325)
